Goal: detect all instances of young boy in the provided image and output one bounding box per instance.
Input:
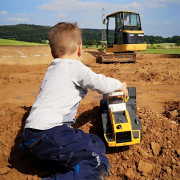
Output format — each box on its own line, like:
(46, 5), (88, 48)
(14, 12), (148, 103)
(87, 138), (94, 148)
(21, 22), (128, 180)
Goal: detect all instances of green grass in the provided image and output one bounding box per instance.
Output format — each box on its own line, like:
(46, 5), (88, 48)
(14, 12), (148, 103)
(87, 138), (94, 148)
(138, 48), (180, 54)
(1, 39), (179, 54)
(147, 43), (176, 48)
(0, 39), (47, 46)
(82, 45), (105, 49)
(82, 44), (180, 54)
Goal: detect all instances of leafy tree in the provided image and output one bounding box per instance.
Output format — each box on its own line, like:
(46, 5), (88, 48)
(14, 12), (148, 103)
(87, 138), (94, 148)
(175, 42), (180, 46)
(0, 24), (180, 45)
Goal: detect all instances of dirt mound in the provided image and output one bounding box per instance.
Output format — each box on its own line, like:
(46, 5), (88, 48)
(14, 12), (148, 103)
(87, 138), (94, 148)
(76, 103), (180, 180)
(0, 102), (179, 180)
(0, 47), (180, 180)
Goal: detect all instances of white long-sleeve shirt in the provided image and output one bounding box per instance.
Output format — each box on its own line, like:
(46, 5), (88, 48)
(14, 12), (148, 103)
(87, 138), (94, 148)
(25, 58), (122, 130)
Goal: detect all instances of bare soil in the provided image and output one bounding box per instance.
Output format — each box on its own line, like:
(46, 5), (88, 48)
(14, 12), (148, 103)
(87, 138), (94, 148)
(0, 46), (180, 180)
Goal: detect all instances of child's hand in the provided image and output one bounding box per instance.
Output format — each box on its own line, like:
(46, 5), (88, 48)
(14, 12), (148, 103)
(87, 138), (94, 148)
(121, 82), (128, 98)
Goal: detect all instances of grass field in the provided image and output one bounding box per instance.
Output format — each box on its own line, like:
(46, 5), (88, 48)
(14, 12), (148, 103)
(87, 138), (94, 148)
(0, 39), (47, 46)
(147, 43), (176, 48)
(82, 45), (105, 49)
(138, 48), (180, 54)
(1, 39), (180, 54)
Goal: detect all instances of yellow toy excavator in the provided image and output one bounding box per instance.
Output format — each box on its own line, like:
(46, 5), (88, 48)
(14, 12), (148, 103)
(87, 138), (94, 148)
(102, 11), (147, 63)
(100, 87), (142, 147)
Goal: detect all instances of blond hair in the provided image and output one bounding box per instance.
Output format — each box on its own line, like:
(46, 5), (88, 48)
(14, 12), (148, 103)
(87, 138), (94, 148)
(48, 22), (82, 58)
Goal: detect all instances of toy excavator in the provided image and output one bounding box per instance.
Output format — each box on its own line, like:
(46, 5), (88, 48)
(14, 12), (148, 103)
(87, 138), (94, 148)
(102, 11), (147, 63)
(100, 87), (142, 147)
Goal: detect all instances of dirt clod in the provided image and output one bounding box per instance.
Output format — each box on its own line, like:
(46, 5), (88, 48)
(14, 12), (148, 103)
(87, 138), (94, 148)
(125, 168), (136, 179)
(138, 160), (154, 176)
(151, 142), (161, 156)
(0, 167), (10, 175)
(169, 110), (178, 120)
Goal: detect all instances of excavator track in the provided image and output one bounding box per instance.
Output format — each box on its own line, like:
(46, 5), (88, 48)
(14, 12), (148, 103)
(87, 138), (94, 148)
(102, 52), (136, 63)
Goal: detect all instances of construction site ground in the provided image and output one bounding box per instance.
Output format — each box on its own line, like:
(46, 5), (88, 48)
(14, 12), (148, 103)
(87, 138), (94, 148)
(0, 46), (180, 180)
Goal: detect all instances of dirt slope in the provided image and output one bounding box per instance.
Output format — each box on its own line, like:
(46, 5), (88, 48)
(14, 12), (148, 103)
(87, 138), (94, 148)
(0, 46), (180, 180)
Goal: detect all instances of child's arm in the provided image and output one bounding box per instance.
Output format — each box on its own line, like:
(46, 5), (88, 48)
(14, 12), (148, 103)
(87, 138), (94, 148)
(71, 62), (128, 96)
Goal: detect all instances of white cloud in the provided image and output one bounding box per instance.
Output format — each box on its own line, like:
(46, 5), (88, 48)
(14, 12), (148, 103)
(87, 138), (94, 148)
(156, 22), (171, 25)
(29, 13), (35, 16)
(84, 20), (95, 23)
(36, 0), (98, 11)
(15, 13), (28, 17)
(54, 13), (67, 18)
(36, 0), (143, 13)
(8, 18), (29, 22)
(142, 1), (166, 8)
(36, 0), (173, 14)
(142, 0), (180, 7)
(84, 20), (96, 24)
(146, 30), (160, 34)
(160, 0), (180, 4)
(15, 13), (36, 17)
(0, 11), (7, 15)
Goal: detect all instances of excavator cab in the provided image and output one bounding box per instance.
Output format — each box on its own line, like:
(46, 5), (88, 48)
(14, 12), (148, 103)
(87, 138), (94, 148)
(102, 11), (147, 63)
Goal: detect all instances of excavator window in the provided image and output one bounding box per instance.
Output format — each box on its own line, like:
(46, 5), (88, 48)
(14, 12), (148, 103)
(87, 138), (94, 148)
(123, 13), (142, 30)
(116, 13), (122, 30)
(106, 16), (115, 45)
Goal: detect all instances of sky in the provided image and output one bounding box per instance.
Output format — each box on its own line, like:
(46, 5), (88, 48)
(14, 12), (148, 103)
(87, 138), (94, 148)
(0, 0), (180, 37)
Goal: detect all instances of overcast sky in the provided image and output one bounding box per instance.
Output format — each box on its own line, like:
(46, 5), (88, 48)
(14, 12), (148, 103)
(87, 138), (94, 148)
(0, 0), (179, 37)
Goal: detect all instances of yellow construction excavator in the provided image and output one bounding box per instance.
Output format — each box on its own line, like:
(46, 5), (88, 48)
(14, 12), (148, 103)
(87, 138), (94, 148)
(102, 11), (147, 63)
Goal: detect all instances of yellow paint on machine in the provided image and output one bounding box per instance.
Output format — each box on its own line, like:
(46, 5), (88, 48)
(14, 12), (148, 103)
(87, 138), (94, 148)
(105, 43), (147, 53)
(107, 10), (136, 17)
(104, 133), (141, 147)
(122, 30), (144, 34)
(104, 109), (141, 147)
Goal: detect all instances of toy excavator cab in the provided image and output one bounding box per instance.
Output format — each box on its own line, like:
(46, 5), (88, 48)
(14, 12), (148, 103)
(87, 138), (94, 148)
(100, 87), (142, 147)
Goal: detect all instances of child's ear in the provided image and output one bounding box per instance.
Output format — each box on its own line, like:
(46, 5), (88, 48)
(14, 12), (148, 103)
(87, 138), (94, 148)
(77, 44), (82, 58)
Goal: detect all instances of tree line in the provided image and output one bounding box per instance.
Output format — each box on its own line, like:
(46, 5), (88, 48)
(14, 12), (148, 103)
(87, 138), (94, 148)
(0, 24), (180, 45)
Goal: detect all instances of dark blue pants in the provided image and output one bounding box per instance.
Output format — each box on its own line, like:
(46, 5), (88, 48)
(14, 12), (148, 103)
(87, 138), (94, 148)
(22, 125), (110, 180)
